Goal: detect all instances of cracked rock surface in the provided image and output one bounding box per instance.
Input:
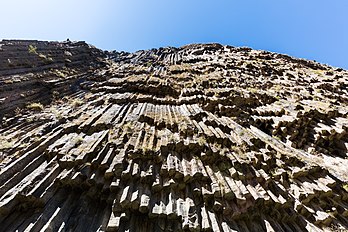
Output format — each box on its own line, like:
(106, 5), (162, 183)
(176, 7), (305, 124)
(0, 40), (348, 231)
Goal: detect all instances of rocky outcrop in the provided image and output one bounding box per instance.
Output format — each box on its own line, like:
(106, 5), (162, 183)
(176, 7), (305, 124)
(0, 41), (348, 231)
(0, 40), (106, 120)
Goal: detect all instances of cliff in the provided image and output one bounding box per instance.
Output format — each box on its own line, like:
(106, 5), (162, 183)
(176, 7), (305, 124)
(0, 40), (348, 231)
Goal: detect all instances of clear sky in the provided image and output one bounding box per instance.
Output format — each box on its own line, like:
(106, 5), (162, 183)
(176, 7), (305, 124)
(1, 0), (347, 69)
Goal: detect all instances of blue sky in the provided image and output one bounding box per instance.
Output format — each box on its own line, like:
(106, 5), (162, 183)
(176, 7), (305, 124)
(1, 0), (347, 69)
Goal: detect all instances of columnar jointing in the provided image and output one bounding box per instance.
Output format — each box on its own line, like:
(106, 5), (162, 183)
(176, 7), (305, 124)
(0, 41), (348, 231)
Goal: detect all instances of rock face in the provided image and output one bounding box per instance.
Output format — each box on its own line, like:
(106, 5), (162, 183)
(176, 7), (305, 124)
(0, 39), (106, 118)
(0, 40), (348, 231)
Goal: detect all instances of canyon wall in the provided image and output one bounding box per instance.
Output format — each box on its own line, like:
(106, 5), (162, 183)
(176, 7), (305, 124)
(0, 41), (348, 231)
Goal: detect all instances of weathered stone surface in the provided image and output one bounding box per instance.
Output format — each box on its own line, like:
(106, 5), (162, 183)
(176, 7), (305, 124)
(0, 40), (348, 231)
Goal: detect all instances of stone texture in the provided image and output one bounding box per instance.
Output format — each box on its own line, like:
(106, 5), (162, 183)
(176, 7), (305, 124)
(0, 40), (348, 231)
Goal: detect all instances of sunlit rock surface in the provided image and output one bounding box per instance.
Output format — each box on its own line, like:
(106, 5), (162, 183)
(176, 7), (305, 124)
(0, 40), (348, 231)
